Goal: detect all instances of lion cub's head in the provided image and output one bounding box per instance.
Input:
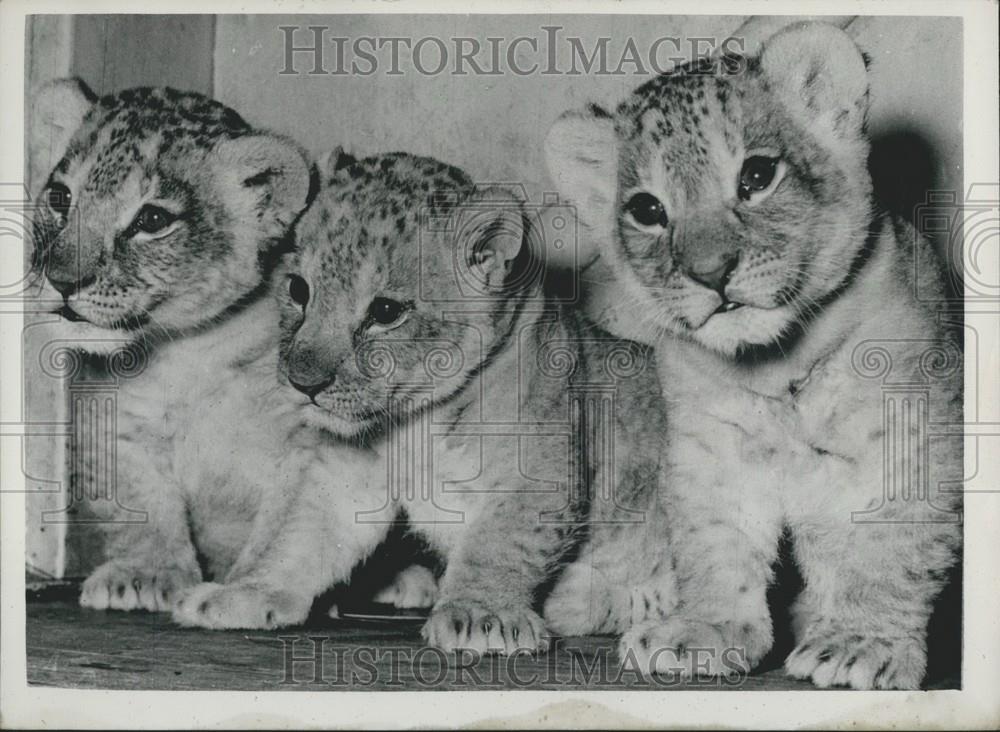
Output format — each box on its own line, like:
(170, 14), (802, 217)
(546, 22), (873, 357)
(31, 79), (310, 351)
(278, 151), (532, 438)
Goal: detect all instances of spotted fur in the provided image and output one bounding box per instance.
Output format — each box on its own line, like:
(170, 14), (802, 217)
(546, 22), (961, 688)
(32, 80), (310, 340)
(31, 79), (429, 625)
(270, 151), (674, 653)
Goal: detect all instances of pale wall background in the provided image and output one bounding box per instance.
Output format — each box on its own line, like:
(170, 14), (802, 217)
(214, 14), (963, 264)
(24, 13), (964, 576)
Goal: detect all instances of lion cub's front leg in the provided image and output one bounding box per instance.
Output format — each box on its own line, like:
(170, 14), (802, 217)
(80, 457), (201, 612)
(421, 493), (560, 656)
(172, 461), (390, 630)
(621, 419), (783, 678)
(784, 495), (960, 689)
(172, 507), (387, 630)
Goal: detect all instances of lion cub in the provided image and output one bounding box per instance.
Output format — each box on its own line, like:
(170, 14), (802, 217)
(31, 79), (428, 626)
(273, 150), (672, 652)
(546, 22), (961, 687)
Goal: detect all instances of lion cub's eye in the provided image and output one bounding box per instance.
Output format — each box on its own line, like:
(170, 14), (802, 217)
(624, 192), (669, 229)
(45, 182), (72, 220)
(133, 205), (176, 234)
(131, 204), (178, 235)
(288, 274), (310, 307)
(738, 156), (781, 201)
(368, 297), (408, 327)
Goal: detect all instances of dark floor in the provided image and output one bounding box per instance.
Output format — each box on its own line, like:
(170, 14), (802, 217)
(29, 599), (828, 691)
(26, 541), (962, 692)
(26, 600), (963, 691)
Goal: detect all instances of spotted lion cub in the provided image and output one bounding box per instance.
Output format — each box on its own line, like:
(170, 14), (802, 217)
(546, 22), (961, 688)
(31, 79), (430, 626)
(274, 150), (672, 653)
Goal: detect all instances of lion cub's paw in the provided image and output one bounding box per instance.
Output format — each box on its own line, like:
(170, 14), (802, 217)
(80, 561), (199, 612)
(621, 617), (759, 679)
(785, 629), (926, 689)
(373, 565), (438, 609)
(629, 582), (676, 626)
(172, 582), (311, 630)
(423, 599), (548, 655)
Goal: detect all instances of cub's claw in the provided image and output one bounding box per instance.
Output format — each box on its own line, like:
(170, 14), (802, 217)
(80, 561), (198, 612)
(785, 629), (926, 689)
(629, 581), (676, 626)
(423, 600), (548, 655)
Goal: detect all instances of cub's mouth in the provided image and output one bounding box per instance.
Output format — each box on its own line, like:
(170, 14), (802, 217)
(711, 300), (745, 316)
(51, 303), (149, 332)
(688, 298), (747, 330)
(57, 304), (87, 323)
(294, 388), (384, 429)
(302, 401), (384, 438)
(318, 404), (380, 422)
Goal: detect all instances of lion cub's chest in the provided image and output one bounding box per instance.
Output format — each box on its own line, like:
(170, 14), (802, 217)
(667, 344), (881, 500)
(118, 343), (287, 476)
(387, 424), (569, 552)
(113, 317), (309, 574)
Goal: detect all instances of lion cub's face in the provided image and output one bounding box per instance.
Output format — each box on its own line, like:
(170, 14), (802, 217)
(546, 23), (873, 356)
(279, 152), (527, 438)
(31, 80), (309, 347)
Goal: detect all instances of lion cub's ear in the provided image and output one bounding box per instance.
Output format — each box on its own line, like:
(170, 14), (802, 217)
(30, 78), (97, 192)
(760, 21), (869, 134)
(544, 105), (618, 245)
(211, 134), (311, 241)
(317, 146), (359, 182)
(455, 186), (525, 292)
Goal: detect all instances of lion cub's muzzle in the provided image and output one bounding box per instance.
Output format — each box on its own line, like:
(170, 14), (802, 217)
(287, 373), (334, 399)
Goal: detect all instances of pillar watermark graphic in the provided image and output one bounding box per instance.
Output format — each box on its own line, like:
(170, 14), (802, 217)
(36, 340), (149, 524)
(2, 184), (149, 526)
(847, 184), (1000, 522)
(850, 338), (964, 523)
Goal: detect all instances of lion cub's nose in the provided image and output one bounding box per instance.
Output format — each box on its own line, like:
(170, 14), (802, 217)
(288, 375), (333, 398)
(47, 272), (96, 296)
(686, 252), (739, 294)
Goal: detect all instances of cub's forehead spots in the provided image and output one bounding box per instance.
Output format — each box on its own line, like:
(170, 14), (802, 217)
(334, 153), (473, 207)
(616, 66), (746, 201)
(302, 152), (475, 290)
(58, 86), (251, 195)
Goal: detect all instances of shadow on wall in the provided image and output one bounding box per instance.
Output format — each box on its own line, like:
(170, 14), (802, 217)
(869, 130), (938, 218)
(866, 129), (963, 689)
(868, 129), (963, 301)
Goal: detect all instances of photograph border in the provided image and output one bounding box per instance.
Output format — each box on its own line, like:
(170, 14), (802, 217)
(2, 0), (997, 728)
